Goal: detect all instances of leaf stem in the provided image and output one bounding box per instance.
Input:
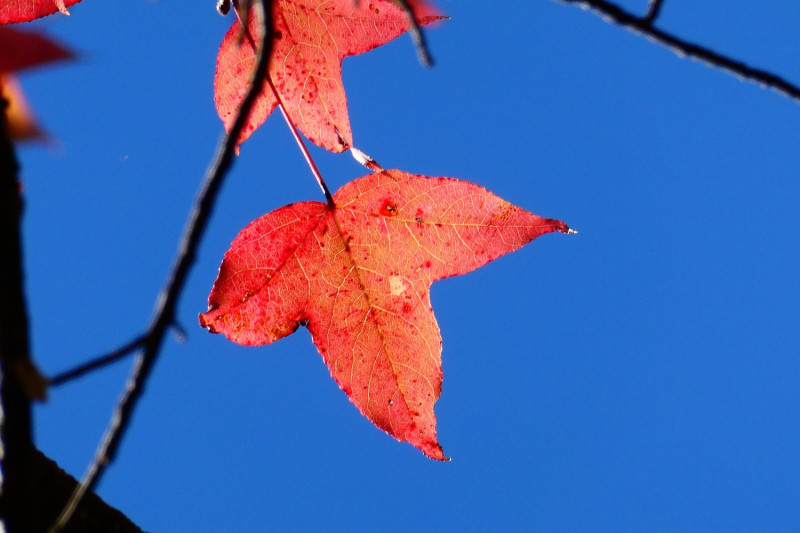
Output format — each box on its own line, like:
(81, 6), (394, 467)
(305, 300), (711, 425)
(266, 77), (335, 206)
(48, 1), (274, 531)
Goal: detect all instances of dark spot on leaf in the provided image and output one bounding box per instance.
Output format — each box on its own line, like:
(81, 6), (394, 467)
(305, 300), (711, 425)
(380, 199), (398, 217)
(274, 30), (283, 39)
(424, 260), (432, 268)
(402, 303), (411, 313)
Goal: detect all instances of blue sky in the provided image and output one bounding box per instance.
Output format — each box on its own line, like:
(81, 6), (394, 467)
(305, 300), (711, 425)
(15, 0), (800, 530)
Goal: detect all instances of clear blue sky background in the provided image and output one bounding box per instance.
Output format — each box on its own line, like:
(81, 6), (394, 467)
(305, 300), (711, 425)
(15, 0), (800, 530)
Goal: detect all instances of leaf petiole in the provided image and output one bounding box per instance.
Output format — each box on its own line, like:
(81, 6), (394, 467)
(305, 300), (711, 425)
(265, 76), (335, 206)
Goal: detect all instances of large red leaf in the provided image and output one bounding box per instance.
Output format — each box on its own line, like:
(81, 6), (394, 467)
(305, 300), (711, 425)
(0, 0), (81, 23)
(200, 170), (572, 459)
(0, 27), (72, 73)
(215, 0), (442, 152)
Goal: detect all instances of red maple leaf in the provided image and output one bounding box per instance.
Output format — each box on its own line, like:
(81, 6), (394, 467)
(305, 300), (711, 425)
(215, 0), (443, 152)
(0, 0), (81, 24)
(199, 170), (572, 459)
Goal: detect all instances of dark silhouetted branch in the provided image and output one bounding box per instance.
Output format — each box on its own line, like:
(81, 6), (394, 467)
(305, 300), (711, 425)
(643, 0), (665, 24)
(555, 0), (800, 105)
(48, 335), (147, 387)
(0, 84), (36, 533)
(394, 0), (434, 66)
(48, 1), (275, 530)
(32, 448), (143, 532)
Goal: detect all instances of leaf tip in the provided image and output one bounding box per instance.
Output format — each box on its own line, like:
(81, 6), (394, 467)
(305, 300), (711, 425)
(549, 219), (575, 235)
(423, 443), (449, 462)
(198, 310), (219, 332)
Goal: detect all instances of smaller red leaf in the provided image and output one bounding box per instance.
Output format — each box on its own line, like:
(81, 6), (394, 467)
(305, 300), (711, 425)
(200, 170), (572, 459)
(215, 0), (443, 152)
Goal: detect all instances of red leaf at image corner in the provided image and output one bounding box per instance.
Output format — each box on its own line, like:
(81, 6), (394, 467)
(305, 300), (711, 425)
(0, 27), (72, 143)
(215, 0), (443, 153)
(0, 27), (72, 73)
(199, 170), (572, 459)
(0, 0), (81, 24)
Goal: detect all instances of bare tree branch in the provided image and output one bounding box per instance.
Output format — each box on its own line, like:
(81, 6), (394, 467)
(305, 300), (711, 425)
(643, 0), (665, 24)
(32, 448), (143, 532)
(393, 0), (434, 67)
(48, 335), (147, 387)
(48, 1), (275, 530)
(555, 0), (800, 105)
(0, 89), (36, 533)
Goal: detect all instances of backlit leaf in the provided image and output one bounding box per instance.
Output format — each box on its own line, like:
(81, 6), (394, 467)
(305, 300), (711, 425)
(214, 0), (442, 152)
(200, 170), (571, 459)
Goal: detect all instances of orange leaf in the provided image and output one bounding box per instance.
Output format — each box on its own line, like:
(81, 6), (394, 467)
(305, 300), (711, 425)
(215, 0), (443, 152)
(200, 170), (571, 459)
(1, 74), (44, 141)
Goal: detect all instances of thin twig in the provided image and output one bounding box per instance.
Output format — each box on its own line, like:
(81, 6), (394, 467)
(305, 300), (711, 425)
(643, 0), (665, 24)
(48, 335), (147, 387)
(394, 0), (433, 67)
(48, 1), (274, 530)
(556, 0), (800, 105)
